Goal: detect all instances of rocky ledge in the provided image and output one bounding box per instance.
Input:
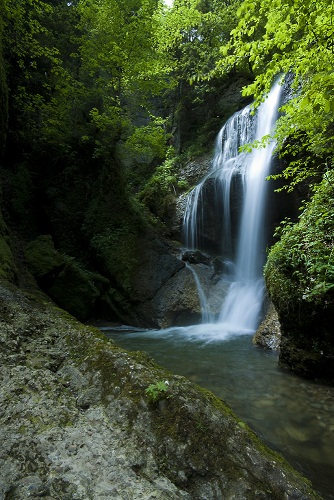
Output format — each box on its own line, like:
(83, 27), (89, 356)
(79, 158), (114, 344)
(0, 282), (320, 499)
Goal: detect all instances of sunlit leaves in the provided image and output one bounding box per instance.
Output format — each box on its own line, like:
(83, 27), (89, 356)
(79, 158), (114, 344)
(155, 0), (240, 82)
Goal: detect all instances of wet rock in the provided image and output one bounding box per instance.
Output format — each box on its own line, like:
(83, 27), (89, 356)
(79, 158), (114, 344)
(253, 302), (281, 350)
(178, 153), (213, 187)
(173, 154), (213, 238)
(182, 250), (211, 265)
(137, 266), (202, 327)
(131, 234), (184, 303)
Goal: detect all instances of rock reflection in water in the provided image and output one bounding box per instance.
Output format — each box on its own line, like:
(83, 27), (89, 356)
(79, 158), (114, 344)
(102, 325), (334, 500)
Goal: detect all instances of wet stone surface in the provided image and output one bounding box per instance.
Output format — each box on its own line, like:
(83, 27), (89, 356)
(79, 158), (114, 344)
(0, 283), (321, 499)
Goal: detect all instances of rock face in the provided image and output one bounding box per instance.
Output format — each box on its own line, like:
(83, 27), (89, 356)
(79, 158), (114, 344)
(128, 233), (202, 327)
(253, 302), (281, 350)
(21, 231), (211, 329)
(277, 303), (334, 383)
(132, 242), (233, 328)
(0, 282), (320, 499)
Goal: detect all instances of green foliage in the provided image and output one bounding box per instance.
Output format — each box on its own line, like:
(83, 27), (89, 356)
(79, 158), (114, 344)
(76, 0), (171, 161)
(24, 235), (63, 277)
(124, 121), (168, 165)
(157, 0), (240, 82)
(145, 380), (170, 402)
(217, 0), (334, 190)
(139, 148), (182, 219)
(265, 172), (334, 309)
(2, 0), (69, 151)
(155, 0), (243, 151)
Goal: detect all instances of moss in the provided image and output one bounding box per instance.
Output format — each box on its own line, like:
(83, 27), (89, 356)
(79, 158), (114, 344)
(0, 237), (17, 281)
(6, 290), (317, 499)
(91, 226), (139, 295)
(24, 235), (106, 321)
(145, 376), (317, 498)
(24, 235), (65, 280)
(48, 262), (100, 321)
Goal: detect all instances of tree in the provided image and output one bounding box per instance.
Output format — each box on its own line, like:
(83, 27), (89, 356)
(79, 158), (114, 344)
(76, 0), (170, 163)
(154, 0), (242, 151)
(217, 0), (334, 190)
(2, 0), (84, 163)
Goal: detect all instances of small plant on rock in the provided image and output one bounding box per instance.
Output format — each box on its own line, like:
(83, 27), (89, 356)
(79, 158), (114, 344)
(145, 380), (170, 403)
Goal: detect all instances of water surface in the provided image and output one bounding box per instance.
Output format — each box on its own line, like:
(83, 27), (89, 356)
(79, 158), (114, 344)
(102, 325), (334, 499)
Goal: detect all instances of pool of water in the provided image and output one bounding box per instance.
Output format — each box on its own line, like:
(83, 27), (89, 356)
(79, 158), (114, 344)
(101, 324), (334, 499)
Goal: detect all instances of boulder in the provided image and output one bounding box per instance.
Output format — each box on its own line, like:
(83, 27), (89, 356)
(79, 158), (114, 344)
(138, 265), (202, 327)
(0, 282), (321, 500)
(132, 240), (232, 328)
(131, 234), (185, 302)
(182, 249), (211, 265)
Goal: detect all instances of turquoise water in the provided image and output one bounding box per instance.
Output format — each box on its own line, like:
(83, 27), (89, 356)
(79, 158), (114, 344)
(102, 325), (334, 499)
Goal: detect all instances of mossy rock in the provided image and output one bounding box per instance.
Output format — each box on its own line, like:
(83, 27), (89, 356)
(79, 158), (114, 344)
(24, 234), (103, 321)
(265, 172), (334, 382)
(48, 263), (100, 321)
(91, 227), (138, 295)
(24, 235), (65, 282)
(0, 236), (17, 282)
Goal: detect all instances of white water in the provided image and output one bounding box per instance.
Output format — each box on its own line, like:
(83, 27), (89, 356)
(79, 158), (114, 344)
(186, 264), (213, 324)
(183, 82), (282, 332)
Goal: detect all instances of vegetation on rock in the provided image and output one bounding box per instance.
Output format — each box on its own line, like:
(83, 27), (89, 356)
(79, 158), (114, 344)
(264, 172), (334, 380)
(219, 0), (334, 191)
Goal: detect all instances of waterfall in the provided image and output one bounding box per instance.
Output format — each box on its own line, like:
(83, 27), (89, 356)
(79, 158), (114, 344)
(183, 81), (282, 332)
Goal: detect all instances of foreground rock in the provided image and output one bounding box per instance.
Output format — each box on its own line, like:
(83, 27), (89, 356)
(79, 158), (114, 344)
(0, 282), (320, 499)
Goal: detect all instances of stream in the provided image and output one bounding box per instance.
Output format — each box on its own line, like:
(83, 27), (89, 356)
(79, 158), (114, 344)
(102, 324), (334, 499)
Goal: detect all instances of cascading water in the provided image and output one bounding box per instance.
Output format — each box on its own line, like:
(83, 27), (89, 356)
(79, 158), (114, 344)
(183, 81), (283, 332)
